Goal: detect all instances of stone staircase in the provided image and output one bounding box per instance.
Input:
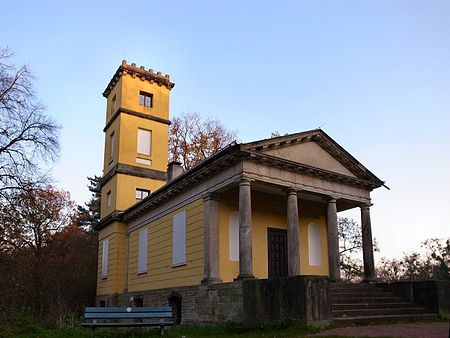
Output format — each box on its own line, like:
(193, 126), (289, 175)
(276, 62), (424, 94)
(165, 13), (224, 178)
(331, 282), (438, 325)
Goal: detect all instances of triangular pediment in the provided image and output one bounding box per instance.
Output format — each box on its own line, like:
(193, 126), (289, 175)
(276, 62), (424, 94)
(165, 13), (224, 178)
(242, 129), (383, 184)
(260, 141), (357, 177)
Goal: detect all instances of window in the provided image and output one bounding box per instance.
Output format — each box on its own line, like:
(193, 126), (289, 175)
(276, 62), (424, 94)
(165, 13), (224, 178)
(138, 228), (148, 274)
(139, 91), (153, 107)
(137, 129), (152, 156)
(136, 188), (150, 200)
(106, 191), (112, 207)
(308, 223), (322, 266)
(172, 211), (186, 266)
(109, 132), (115, 160)
(229, 212), (239, 261)
(101, 239), (109, 278)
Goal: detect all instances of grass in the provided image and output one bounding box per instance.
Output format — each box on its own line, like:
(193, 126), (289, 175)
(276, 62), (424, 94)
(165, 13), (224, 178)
(2, 314), (446, 338)
(1, 316), (324, 338)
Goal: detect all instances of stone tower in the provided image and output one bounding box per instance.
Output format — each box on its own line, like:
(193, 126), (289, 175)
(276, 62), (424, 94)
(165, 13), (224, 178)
(98, 61), (174, 296)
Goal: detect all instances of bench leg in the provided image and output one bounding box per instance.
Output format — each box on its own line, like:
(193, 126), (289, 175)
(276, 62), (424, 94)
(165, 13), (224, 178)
(91, 327), (95, 338)
(160, 324), (165, 336)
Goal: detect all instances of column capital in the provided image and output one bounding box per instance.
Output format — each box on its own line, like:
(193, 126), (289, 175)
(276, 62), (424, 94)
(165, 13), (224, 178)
(286, 187), (300, 196)
(360, 202), (373, 210)
(202, 192), (221, 202)
(324, 195), (339, 203)
(238, 175), (253, 187)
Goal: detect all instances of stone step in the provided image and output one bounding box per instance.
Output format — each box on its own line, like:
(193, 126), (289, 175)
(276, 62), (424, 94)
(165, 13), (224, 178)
(331, 291), (394, 297)
(332, 307), (429, 318)
(332, 313), (439, 325)
(330, 283), (378, 288)
(332, 302), (418, 311)
(331, 296), (405, 304)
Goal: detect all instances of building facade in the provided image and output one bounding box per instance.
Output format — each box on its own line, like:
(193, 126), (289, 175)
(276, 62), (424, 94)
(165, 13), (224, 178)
(95, 61), (384, 324)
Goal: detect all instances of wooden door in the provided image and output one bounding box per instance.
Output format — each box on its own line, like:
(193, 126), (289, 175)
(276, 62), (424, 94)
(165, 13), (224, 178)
(267, 228), (288, 278)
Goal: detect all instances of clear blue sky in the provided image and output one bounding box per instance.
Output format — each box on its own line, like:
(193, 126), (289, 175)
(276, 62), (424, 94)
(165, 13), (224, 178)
(1, 1), (449, 259)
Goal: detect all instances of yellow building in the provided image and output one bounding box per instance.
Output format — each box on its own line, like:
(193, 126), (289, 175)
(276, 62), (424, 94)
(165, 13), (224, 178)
(96, 61), (384, 324)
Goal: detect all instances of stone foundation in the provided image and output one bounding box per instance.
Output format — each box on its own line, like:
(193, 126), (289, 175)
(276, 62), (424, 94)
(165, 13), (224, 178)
(378, 280), (450, 315)
(96, 275), (331, 325)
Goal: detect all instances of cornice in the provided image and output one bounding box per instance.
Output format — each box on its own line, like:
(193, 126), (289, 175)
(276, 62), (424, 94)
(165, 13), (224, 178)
(95, 211), (124, 231)
(101, 163), (166, 188)
(241, 149), (382, 190)
(103, 107), (171, 132)
(103, 60), (175, 98)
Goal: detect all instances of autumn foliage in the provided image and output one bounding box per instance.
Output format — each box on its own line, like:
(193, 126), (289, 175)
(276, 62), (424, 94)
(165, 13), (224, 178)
(169, 112), (237, 170)
(0, 186), (97, 327)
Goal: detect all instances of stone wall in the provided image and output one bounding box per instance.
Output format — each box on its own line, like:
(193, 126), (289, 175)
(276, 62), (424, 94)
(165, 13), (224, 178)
(123, 281), (244, 324)
(243, 275), (331, 325)
(96, 276), (331, 325)
(378, 280), (450, 315)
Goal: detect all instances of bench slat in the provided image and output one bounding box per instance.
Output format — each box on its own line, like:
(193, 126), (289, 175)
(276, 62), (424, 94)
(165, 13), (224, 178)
(85, 306), (171, 313)
(85, 312), (172, 319)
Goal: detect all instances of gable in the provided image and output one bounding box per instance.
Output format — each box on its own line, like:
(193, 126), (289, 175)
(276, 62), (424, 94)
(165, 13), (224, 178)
(261, 141), (357, 177)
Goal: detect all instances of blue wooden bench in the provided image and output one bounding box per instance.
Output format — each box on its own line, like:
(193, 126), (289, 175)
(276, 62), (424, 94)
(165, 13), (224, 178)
(81, 306), (174, 336)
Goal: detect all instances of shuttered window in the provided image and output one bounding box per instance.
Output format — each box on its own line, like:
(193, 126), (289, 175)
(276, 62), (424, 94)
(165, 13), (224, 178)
(229, 212), (239, 261)
(137, 129), (151, 155)
(138, 228), (148, 274)
(308, 223), (322, 266)
(101, 239), (109, 278)
(172, 211), (186, 266)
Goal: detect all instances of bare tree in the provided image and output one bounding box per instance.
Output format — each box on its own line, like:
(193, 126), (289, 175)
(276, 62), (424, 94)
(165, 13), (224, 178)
(338, 217), (379, 281)
(0, 48), (59, 199)
(169, 112), (237, 170)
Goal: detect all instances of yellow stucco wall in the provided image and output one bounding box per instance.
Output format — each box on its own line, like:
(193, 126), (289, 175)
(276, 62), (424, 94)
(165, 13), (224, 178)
(97, 221), (128, 295)
(219, 190), (329, 282)
(126, 199), (204, 292)
(117, 114), (169, 172)
(101, 174), (166, 217)
(120, 74), (170, 121)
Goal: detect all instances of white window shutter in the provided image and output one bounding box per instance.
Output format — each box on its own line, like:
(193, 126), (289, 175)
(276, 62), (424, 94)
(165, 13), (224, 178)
(138, 228), (148, 274)
(172, 211), (186, 266)
(137, 129), (151, 155)
(101, 239), (109, 277)
(308, 223), (322, 266)
(229, 212), (239, 261)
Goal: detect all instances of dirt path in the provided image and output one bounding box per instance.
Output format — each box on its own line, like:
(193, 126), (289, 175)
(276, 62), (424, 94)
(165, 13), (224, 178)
(311, 322), (449, 338)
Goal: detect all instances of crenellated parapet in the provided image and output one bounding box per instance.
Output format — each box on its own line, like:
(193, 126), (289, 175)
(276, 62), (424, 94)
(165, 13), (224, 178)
(103, 60), (175, 97)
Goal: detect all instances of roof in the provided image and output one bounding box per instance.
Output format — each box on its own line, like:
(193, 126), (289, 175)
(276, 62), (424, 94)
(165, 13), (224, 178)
(95, 129), (384, 230)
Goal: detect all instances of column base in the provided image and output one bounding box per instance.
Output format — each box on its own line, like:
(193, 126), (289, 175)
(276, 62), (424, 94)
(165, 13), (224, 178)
(363, 277), (378, 283)
(234, 274), (256, 281)
(201, 277), (223, 285)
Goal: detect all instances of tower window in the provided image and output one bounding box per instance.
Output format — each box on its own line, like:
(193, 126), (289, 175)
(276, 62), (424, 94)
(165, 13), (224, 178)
(107, 190), (112, 207)
(136, 188), (150, 200)
(139, 91), (153, 107)
(109, 132), (115, 162)
(137, 129), (152, 155)
(111, 94), (116, 115)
